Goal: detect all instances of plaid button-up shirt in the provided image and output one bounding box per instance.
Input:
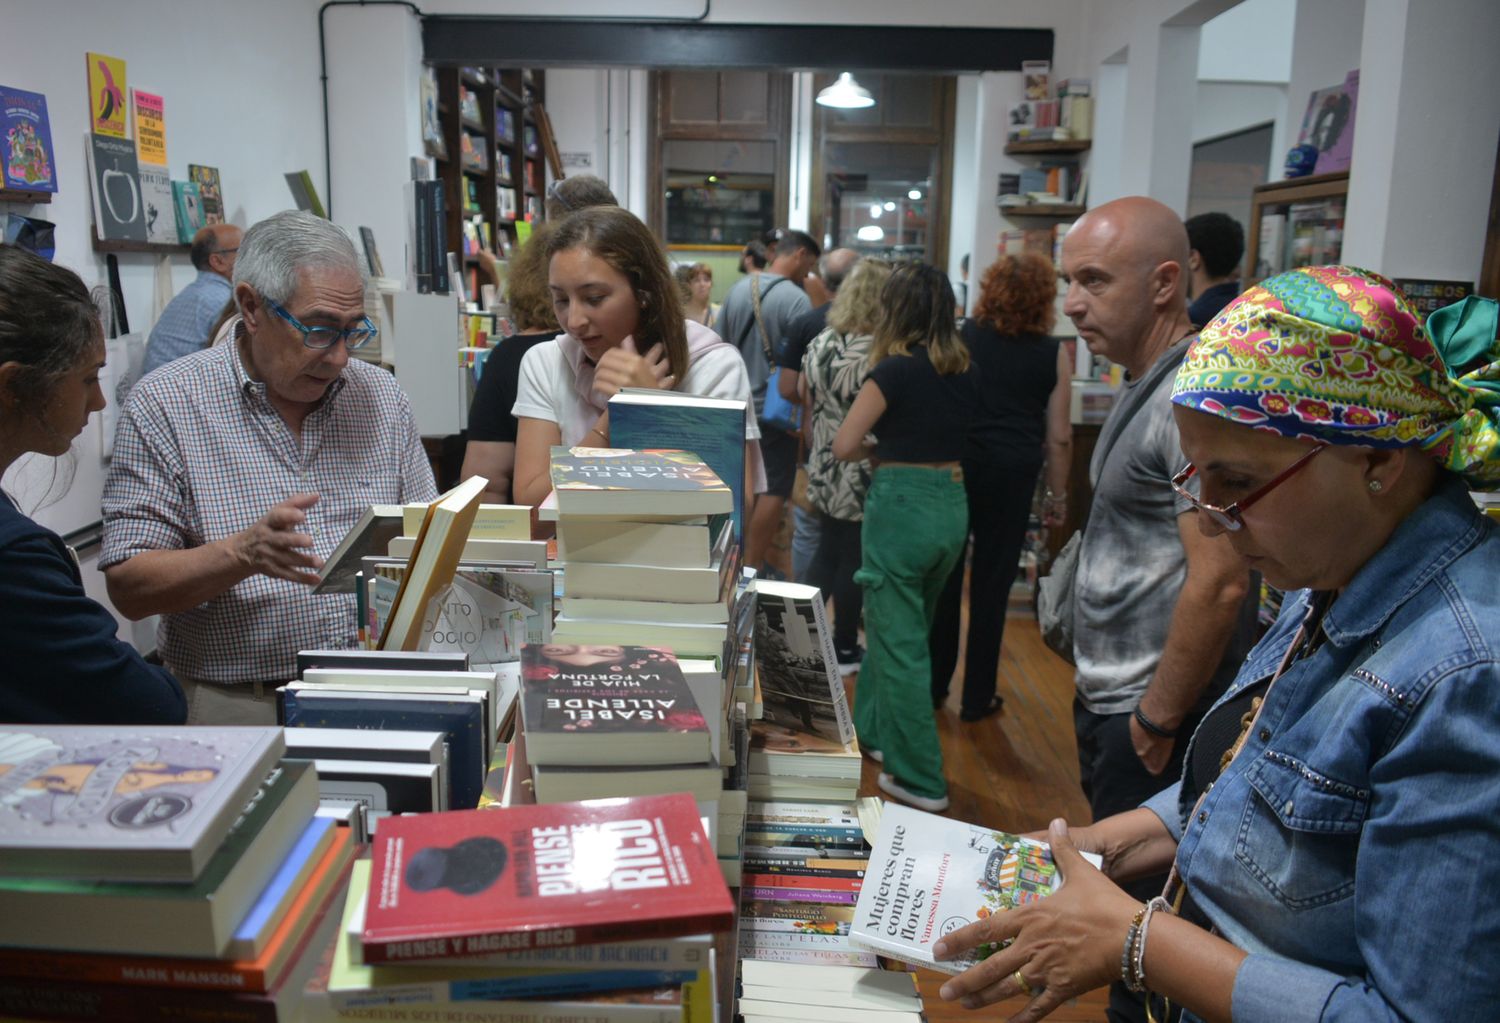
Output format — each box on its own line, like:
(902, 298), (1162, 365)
(101, 333), (437, 684)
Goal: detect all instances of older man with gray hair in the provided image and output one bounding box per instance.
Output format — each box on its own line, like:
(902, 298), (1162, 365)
(102, 210), (437, 724)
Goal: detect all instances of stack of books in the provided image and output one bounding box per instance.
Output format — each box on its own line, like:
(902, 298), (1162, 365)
(0, 726), (356, 1022)
(546, 445), (742, 662)
(747, 580), (861, 804)
(517, 643), (738, 860)
(279, 648), (511, 815)
(302, 795), (731, 1023)
(737, 959), (923, 1023)
(738, 800), (878, 968)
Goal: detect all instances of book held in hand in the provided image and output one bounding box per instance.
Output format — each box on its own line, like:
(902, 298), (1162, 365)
(360, 793), (734, 964)
(849, 803), (1100, 973)
(519, 644), (710, 767)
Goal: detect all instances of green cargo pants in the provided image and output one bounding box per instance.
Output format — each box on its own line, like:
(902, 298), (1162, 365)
(853, 464), (968, 801)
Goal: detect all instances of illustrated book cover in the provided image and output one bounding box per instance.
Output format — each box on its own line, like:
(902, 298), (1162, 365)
(86, 52), (127, 138)
(188, 162), (224, 225)
(173, 179), (203, 243)
(360, 793), (734, 964)
(86, 133), (147, 242)
(0, 726), (284, 882)
(753, 579), (856, 747)
(0, 85), (57, 193)
(608, 390), (748, 541)
(849, 803), (1099, 973)
(549, 446), (732, 519)
(137, 163), (177, 245)
(519, 644), (710, 767)
(1297, 68), (1359, 176)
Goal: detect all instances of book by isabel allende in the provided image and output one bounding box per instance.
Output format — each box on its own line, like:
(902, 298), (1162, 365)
(549, 446), (732, 518)
(0, 727), (284, 883)
(519, 644), (710, 767)
(849, 803), (1100, 973)
(359, 794), (733, 964)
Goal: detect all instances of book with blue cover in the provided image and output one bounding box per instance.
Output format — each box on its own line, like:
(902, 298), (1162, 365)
(0, 86), (57, 193)
(609, 390), (748, 541)
(280, 687), (487, 810)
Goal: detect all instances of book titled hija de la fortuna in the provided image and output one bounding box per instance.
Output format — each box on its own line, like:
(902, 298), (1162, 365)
(850, 803), (1100, 974)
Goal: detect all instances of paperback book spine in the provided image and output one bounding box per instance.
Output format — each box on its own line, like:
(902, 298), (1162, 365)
(362, 910), (729, 966)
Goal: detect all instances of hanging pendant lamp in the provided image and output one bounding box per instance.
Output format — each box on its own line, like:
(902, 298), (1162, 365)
(816, 72), (875, 109)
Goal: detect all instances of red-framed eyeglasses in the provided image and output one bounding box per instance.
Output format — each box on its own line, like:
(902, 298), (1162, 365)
(1171, 442), (1327, 531)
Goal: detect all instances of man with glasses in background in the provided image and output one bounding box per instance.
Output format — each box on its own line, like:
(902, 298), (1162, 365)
(102, 211), (437, 724)
(1058, 196), (1256, 1023)
(141, 222), (243, 376)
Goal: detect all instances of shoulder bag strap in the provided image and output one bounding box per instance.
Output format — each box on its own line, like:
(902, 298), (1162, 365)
(748, 272), (787, 361)
(1079, 341), (1190, 531)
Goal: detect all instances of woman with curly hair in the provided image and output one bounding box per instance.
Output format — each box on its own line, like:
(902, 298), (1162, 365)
(930, 252), (1073, 722)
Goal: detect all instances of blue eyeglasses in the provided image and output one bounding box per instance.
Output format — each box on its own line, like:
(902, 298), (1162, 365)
(265, 298), (378, 350)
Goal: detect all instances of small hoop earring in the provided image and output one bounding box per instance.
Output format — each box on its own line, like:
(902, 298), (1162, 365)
(1368, 480), (1384, 493)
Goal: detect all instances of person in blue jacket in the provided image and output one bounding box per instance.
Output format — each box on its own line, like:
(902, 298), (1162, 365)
(933, 268), (1500, 1022)
(0, 243), (185, 723)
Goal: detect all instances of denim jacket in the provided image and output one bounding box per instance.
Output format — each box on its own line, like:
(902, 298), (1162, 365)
(1143, 477), (1500, 1022)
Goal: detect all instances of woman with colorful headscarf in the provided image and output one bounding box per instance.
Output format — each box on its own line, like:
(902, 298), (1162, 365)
(931, 266), (1500, 1022)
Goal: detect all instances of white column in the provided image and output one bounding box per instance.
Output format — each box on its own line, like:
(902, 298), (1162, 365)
(1114, 22), (1200, 211)
(324, 4), (424, 263)
(968, 72), (1023, 297)
(787, 72), (815, 235)
(1342, 0), (1500, 280)
(946, 74), (980, 292)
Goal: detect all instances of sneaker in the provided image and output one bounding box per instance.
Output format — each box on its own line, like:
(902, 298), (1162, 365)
(878, 772), (950, 813)
(835, 644), (865, 675)
(863, 747), (884, 764)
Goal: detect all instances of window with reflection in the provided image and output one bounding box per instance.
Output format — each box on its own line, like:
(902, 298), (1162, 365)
(651, 72), (790, 252)
(812, 73), (955, 266)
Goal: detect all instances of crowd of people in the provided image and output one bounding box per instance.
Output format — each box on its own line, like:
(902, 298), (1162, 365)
(4, 176), (1500, 1019)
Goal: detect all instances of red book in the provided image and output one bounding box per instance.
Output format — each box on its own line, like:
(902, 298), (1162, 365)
(741, 872), (863, 893)
(361, 794), (733, 964)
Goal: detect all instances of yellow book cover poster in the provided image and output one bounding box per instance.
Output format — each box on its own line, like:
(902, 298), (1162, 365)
(131, 88), (165, 165)
(86, 52), (127, 138)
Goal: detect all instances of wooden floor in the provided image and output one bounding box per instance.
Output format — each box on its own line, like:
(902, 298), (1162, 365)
(845, 608), (1110, 1022)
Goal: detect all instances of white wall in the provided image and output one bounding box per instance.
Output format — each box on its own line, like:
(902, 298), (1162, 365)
(1196, 0), (1294, 82)
(947, 75), (980, 308)
(1, 0), (329, 544)
(1343, 0), (1500, 281)
(324, 3), (425, 277)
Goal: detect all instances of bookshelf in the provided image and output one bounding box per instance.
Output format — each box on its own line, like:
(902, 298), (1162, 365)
(1244, 171), (1349, 285)
(433, 66), (557, 299)
(998, 139), (1089, 216)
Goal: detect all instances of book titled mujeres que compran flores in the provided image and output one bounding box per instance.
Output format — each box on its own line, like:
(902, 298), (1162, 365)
(360, 793), (734, 965)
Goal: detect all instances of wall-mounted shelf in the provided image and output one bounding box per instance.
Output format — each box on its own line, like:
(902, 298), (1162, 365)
(1005, 139), (1091, 155)
(1000, 203), (1086, 218)
(0, 187), (54, 204)
(91, 230), (190, 254)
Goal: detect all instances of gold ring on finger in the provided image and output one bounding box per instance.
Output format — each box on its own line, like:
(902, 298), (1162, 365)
(1014, 970), (1034, 997)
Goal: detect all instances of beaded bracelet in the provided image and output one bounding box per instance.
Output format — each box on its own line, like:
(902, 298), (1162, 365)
(1130, 896), (1171, 992)
(1121, 904), (1148, 993)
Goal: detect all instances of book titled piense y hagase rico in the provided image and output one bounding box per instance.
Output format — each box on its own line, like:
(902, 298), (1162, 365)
(849, 803), (1101, 974)
(359, 793), (734, 964)
(0, 726), (284, 883)
(549, 446), (732, 519)
(519, 644), (710, 767)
